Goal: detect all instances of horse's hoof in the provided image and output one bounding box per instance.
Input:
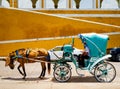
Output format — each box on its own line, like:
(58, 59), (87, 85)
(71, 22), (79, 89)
(39, 76), (44, 79)
(22, 77), (26, 80)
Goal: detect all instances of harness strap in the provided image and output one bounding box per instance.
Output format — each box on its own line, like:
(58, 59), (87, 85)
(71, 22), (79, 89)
(14, 50), (23, 59)
(46, 52), (50, 62)
(26, 49), (30, 58)
(15, 50), (19, 56)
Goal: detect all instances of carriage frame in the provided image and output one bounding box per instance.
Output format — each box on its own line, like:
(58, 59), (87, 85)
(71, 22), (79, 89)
(52, 33), (116, 82)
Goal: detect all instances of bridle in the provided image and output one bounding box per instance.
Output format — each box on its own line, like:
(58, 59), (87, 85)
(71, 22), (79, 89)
(9, 50), (23, 65)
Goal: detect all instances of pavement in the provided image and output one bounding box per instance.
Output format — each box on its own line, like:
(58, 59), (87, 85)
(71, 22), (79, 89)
(0, 60), (120, 89)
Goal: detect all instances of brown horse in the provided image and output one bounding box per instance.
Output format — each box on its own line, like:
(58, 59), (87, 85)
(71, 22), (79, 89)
(5, 48), (51, 79)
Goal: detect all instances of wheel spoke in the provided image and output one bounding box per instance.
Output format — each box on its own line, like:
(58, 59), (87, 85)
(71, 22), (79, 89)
(54, 64), (71, 82)
(94, 62), (116, 82)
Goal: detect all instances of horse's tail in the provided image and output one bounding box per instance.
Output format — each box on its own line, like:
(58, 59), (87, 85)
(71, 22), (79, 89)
(47, 53), (51, 74)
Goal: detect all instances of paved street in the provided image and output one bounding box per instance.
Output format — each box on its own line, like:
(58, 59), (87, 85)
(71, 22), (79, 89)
(0, 61), (120, 89)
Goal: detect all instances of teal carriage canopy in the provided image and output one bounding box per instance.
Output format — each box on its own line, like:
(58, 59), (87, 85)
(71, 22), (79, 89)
(78, 33), (109, 57)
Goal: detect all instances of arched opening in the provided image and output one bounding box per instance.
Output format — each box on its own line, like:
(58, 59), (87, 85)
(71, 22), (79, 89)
(1, 0), (10, 7)
(45, 0), (67, 9)
(101, 0), (119, 9)
(18, 0), (41, 9)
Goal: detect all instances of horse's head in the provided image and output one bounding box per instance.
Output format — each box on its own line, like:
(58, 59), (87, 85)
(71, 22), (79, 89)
(5, 52), (16, 69)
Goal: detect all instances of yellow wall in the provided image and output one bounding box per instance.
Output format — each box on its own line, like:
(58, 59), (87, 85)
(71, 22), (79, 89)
(0, 8), (120, 41)
(0, 34), (120, 56)
(0, 8), (120, 56)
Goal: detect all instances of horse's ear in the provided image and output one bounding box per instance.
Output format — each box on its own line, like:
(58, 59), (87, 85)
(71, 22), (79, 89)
(5, 57), (10, 66)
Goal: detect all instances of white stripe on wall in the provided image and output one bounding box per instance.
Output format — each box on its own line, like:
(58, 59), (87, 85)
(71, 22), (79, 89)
(0, 32), (120, 44)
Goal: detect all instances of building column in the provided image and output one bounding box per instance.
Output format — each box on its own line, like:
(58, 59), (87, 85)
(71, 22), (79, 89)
(96, 0), (99, 8)
(100, 0), (103, 8)
(41, 0), (44, 8)
(8, 0), (13, 7)
(74, 0), (81, 9)
(117, 0), (120, 8)
(8, 0), (18, 8)
(94, 0), (103, 9)
(52, 0), (59, 9)
(14, 0), (18, 8)
(0, 0), (2, 6)
(68, 0), (71, 9)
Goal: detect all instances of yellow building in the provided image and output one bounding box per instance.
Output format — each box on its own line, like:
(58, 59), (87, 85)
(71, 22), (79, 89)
(0, 0), (120, 56)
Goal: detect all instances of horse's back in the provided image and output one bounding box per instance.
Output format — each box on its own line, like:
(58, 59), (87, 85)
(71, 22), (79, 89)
(37, 48), (48, 56)
(28, 48), (48, 57)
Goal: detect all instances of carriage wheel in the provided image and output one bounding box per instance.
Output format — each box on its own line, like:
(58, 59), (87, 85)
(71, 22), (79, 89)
(53, 65), (71, 82)
(94, 62), (116, 82)
(90, 63), (101, 75)
(90, 67), (95, 75)
(53, 64), (60, 70)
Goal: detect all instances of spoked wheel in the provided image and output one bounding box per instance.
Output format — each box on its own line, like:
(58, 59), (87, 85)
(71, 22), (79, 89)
(94, 62), (116, 82)
(53, 65), (71, 82)
(90, 63), (102, 75)
(90, 67), (95, 75)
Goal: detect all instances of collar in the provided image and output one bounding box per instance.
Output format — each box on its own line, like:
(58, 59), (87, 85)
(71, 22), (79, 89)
(15, 50), (19, 56)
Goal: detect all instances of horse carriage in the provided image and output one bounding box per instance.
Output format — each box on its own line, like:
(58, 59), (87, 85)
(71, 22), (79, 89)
(52, 33), (116, 82)
(5, 33), (116, 82)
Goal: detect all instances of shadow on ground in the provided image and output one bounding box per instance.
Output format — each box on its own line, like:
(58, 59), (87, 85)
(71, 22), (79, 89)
(2, 76), (97, 83)
(1, 77), (49, 81)
(52, 76), (97, 83)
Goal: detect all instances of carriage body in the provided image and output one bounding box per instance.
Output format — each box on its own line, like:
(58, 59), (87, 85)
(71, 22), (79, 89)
(53, 33), (116, 82)
(63, 45), (73, 53)
(78, 33), (109, 69)
(79, 33), (108, 57)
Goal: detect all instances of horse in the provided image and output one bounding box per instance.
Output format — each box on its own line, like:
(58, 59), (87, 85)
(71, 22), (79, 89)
(5, 48), (51, 79)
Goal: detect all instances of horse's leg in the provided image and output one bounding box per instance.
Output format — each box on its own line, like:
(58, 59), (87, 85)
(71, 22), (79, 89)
(42, 65), (46, 77)
(39, 62), (46, 78)
(22, 64), (26, 79)
(17, 64), (24, 76)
